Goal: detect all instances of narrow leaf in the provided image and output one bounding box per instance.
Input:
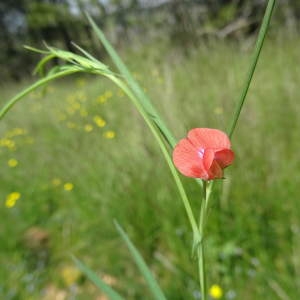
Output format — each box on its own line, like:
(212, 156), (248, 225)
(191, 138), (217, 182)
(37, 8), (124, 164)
(24, 45), (49, 54)
(46, 45), (109, 71)
(71, 41), (100, 63)
(227, 0), (276, 138)
(114, 221), (167, 300)
(0, 68), (79, 120)
(33, 54), (56, 76)
(72, 256), (124, 300)
(86, 13), (177, 148)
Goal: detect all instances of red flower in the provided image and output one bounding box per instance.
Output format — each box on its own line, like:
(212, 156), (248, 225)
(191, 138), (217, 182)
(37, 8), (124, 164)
(173, 128), (234, 180)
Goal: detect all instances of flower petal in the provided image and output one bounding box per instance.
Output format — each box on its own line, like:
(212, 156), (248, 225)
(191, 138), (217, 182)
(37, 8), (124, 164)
(207, 160), (223, 179)
(203, 148), (215, 171)
(187, 128), (231, 150)
(173, 138), (208, 178)
(214, 149), (235, 168)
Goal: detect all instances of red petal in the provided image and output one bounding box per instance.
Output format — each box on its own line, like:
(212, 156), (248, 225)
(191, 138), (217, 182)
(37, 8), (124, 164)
(215, 149), (234, 168)
(207, 161), (223, 179)
(203, 148), (215, 171)
(187, 128), (231, 150)
(173, 138), (208, 179)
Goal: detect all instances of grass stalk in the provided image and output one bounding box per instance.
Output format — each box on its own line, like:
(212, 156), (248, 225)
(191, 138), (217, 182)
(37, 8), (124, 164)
(227, 0), (276, 138)
(103, 72), (201, 246)
(0, 69), (79, 120)
(198, 180), (207, 300)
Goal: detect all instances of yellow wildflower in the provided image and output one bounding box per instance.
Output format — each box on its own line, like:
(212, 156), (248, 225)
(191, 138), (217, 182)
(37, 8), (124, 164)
(6, 128), (27, 138)
(52, 178), (62, 187)
(72, 102), (81, 110)
(97, 95), (107, 104)
(93, 116), (106, 128)
(209, 284), (223, 299)
(61, 265), (82, 286)
(84, 124), (93, 132)
(0, 138), (16, 150)
(8, 158), (18, 168)
(104, 131), (116, 139)
(5, 192), (21, 208)
(64, 183), (74, 191)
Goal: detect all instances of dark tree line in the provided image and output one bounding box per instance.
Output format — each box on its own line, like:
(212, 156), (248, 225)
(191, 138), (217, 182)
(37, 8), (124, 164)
(1, 0), (299, 81)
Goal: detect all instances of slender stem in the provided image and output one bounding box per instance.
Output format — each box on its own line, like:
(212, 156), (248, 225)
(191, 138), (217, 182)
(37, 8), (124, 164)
(227, 0), (276, 138)
(0, 69), (79, 120)
(105, 73), (201, 243)
(198, 180), (207, 300)
(1, 62), (200, 246)
(198, 245), (206, 300)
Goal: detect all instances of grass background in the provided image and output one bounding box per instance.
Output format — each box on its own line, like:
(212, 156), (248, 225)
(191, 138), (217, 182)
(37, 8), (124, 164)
(1, 33), (300, 299)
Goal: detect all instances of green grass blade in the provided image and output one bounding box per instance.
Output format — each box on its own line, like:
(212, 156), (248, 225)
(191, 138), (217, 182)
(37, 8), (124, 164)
(24, 45), (49, 54)
(33, 53), (56, 76)
(87, 14), (203, 217)
(72, 256), (125, 300)
(46, 45), (109, 71)
(114, 221), (167, 300)
(227, 0), (276, 138)
(0, 68), (79, 120)
(71, 41), (101, 63)
(87, 14), (204, 191)
(86, 13), (177, 148)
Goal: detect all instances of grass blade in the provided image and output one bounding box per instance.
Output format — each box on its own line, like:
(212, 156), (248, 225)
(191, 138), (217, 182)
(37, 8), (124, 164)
(104, 74), (200, 247)
(86, 13), (177, 148)
(43, 44), (110, 72)
(87, 15), (203, 231)
(114, 221), (167, 300)
(72, 256), (125, 300)
(33, 53), (56, 76)
(71, 41), (101, 63)
(227, 0), (276, 138)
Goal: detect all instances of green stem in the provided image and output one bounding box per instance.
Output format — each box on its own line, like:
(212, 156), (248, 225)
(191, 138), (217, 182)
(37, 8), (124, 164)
(0, 63), (200, 247)
(0, 69), (79, 120)
(105, 73), (201, 244)
(198, 180), (207, 300)
(227, 0), (276, 138)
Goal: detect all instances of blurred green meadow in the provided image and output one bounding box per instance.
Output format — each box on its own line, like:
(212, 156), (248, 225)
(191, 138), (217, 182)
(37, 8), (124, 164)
(1, 35), (300, 300)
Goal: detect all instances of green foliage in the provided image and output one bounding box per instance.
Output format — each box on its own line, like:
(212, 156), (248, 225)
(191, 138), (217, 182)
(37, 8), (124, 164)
(73, 256), (125, 300)
(114, 221), (167, 300)
(1, 34), (300, 299)
(0, 2), (290, 299)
